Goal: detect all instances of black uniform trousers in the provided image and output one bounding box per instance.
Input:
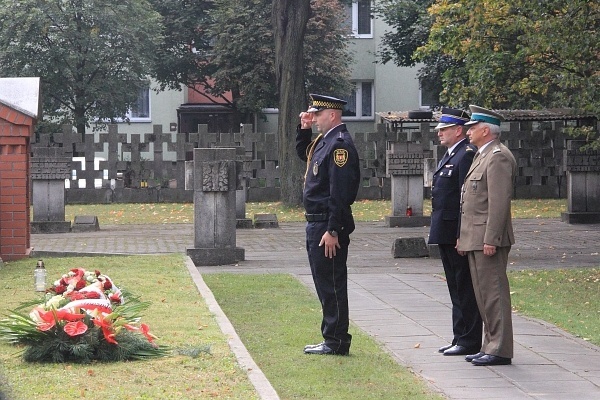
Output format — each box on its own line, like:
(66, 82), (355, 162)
(438, 244), (482, 349)
(305, 221), (351, 353)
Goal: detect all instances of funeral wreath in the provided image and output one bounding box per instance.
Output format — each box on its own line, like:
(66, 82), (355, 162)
(0, 268), (169, 363)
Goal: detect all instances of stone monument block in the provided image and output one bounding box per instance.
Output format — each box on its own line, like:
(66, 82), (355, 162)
(253, 213), (279, 228)
(561, 143), (600, 224)
(187, 148), (245, 266)
(31, 147), (72, 233)
(72, 215), (100, 232)
(385, 142), (430, 227)
(392, 237), (430, 258)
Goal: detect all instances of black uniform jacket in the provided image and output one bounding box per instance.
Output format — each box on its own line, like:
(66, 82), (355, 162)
(428, 139), (476, 245)
(296, 124), (360, 236)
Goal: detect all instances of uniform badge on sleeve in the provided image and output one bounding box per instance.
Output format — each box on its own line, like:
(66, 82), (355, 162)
(334, 149), (348, 167)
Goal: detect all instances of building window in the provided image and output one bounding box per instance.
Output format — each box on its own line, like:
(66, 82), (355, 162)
(342, 81), (374, 120)
(345, 1), (372, 38)
(127, 87), (151, 121)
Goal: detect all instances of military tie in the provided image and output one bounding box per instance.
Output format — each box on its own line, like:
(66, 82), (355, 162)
(304, 133), (323, 184)
(466, 151), (481, 176)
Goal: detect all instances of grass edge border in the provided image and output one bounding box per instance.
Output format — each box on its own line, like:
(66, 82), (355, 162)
(184, 256), (280, 400)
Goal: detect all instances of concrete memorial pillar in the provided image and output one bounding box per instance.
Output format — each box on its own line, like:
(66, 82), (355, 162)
(385, 142), (430, 227)
(0, 77), (40, 260)
(187, 148), (245, 266)
(561, 141), (600, 224)
(30, 148), (72, 233)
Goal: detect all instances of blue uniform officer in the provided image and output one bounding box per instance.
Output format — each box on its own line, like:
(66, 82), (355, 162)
(296, 94), (360, 355)
(429, 107), (482, 356)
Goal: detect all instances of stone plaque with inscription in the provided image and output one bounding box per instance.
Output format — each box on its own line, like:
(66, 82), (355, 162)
(564, 149), (600, 172)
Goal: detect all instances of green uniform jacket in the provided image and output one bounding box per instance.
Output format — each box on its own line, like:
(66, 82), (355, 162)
(457, 139), (517, 251)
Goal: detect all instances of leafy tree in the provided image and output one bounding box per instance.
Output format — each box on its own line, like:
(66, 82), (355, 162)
(417, 0), (599, 145)
(151, 0), (351, 204)
(0, 0), (163, 134)
(208, 0), (276, 118)
(203, 0), (352, 115)
(151, 0), (351, 116)
(376, 0), (599, 132)
(149, 0), (214, 94)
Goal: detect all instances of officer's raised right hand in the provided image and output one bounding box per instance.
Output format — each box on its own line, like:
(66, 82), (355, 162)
(299, 112), (313, 129)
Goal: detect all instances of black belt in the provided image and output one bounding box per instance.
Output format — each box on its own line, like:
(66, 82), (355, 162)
(305, 213), (328, 222)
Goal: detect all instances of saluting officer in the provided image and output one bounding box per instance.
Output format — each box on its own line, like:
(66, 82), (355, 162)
(296, 93), (360, 356)
(457, 105), (517, 366)
(429, 108), (482, 357)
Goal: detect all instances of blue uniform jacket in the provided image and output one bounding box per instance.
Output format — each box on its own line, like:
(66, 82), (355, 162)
(296, 124), (360, 236)
(428, 139), (476, 245)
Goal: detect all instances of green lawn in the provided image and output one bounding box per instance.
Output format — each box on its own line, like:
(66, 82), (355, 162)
(202, 273), (444, 400)
(510, 268), (600, 345)
(62, 198), (567, 225)
(0, 256), (258, 400)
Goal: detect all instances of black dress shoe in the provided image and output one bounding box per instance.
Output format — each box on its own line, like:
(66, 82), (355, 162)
(471, 354), (511, 366)
(443, 345), (479, 356)
(438, 344), (453, 353)
(304, 343), (348, 356)
(465, 352), (485, 362)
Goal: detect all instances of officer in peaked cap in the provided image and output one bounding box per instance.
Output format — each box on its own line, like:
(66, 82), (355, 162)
(464, 105), (504, 126)
(457, 104), (517, 366)
(435, 107), (471, 129)
(429, 107), (482, 357)
(296, 93), (360, 356)
(305, 93), (347, 113)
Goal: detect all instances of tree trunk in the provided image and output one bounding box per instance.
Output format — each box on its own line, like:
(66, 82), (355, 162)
(272, 0), (311, 206)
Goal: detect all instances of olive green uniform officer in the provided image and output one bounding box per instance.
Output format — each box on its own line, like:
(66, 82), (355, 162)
(296, 94), (360, 355)
(457, 105), (517, 366)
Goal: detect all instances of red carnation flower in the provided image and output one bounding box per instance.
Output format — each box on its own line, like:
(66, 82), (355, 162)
(54, 285), (67, 294)
(103, 280), (113, 290)
(67, 292), (85, 301)
(84, 291), (101, 299)
(75, 280), (86, 290)
(95, 270), (102, 277)
(109, 292), (121, 303)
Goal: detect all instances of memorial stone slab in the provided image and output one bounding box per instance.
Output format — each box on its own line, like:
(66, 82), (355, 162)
(392, 237), (430, 258)
(561, 143), (600, 224)
(31, 148), (72, 233)
(385, 142), (430, 227)
(72, 215), (100, 232)
(187, 148), (245, 266)
(253, 213), (279, 229)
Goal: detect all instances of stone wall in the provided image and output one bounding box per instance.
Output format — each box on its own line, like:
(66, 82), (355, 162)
(30, 119), (592, 204)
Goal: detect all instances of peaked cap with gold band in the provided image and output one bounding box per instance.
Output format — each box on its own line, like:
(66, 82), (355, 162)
(434, 107), (470, 130)
(306, 93), (347, 113)
(464, 105), (504, 126)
